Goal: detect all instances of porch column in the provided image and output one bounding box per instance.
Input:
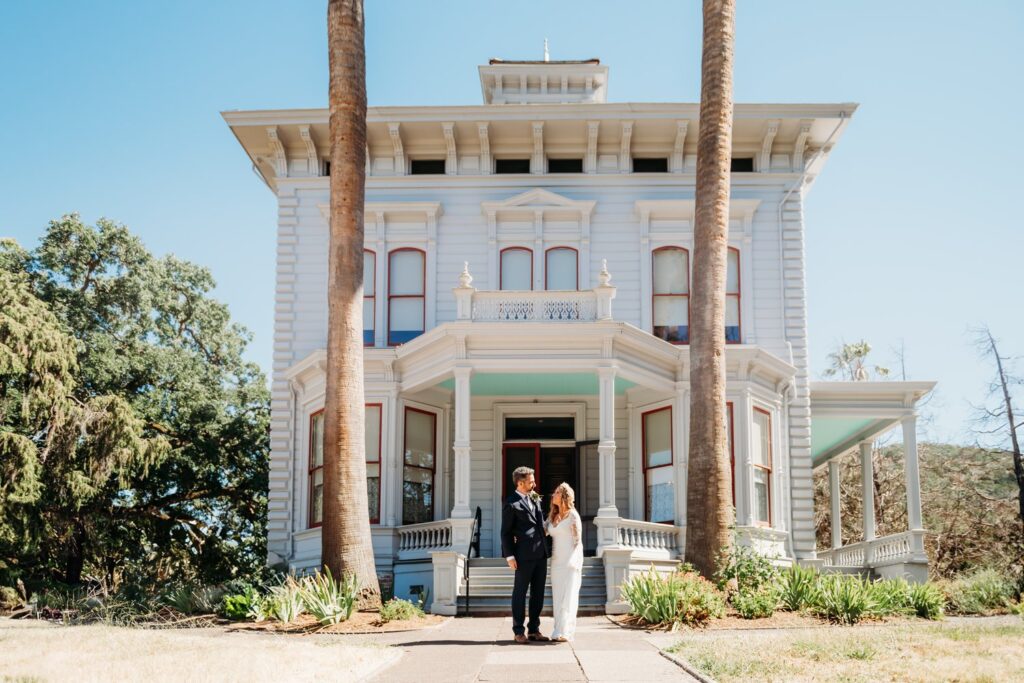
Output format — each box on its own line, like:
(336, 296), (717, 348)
(597, 366), (618, 517)
(450, 366), (473, 519)
(828, 460), (842, 550)
(902, 414), (924, 531)
(860, 441), (876, 542)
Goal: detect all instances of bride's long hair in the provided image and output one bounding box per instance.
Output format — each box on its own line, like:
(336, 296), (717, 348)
(548, 482), (576, 523)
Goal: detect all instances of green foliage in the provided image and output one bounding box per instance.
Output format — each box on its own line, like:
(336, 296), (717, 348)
(732, 585), (779, 619)
(299, 568), (357, 625)
(776, 564), (820, 612)
(869, 578), (913, 617)
(0, 216), (270, 593)
(941, 567), (1016, 614)
(0, 585), (20, 610)
(267, 577), (305, 624)
(814, 575), (877, 625)
(714, 542), (779, 592)
(622, 566), (726, 630)
(907, 582), (945, 620)
(162, 585), (223, 615)
(379, 597), (424, 622)
(221, 592), (254, 620)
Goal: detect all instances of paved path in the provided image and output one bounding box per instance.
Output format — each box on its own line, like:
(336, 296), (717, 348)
(363, 616), (696, 682)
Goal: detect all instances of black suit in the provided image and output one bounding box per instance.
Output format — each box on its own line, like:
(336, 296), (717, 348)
(501, 492), (550, 636)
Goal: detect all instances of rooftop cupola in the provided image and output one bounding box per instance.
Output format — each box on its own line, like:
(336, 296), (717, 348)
(478, 47), (608, 105)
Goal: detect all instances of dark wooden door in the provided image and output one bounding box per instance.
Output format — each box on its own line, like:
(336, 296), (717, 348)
(537, 447), (577, 513)
(502, 443), (540, 498)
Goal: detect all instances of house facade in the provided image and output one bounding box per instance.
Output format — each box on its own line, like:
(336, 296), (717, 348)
(224, 57), (934, 614)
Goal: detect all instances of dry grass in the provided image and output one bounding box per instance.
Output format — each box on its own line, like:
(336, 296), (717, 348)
(667, 616), (1024, 682)
(0, 618), (399, 683)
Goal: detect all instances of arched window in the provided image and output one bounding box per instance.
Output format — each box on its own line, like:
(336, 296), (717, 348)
(364, 250), (375, 346)
(500, 247), (533, 290)
(388, 248), (425, 346)
(642, 406), (674, 523)
(726, 248), (741, 343)
(652, 247), (689, 343)
(751, 408), (773, 526)
(545, 247), (578, 290)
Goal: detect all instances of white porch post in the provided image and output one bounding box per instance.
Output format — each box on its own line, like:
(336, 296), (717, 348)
(902, 414), (924, 532)
(828, 460), (842, 550)
(449, 366), (475, 549)
(597, 365), (619, 517)
(860, 442), (876, 542)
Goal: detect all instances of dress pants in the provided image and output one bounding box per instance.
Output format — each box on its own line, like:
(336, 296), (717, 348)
(511, 558), (547, 636)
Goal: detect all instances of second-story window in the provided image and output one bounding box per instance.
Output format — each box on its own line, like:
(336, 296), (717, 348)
(726, 248), (741, 343)
(652, 247), (689, 344)
(500, 247), (533, 290)
(388, 248), (425, 345)
(364, 250), (375, 346)
(545, 247), (578, 290)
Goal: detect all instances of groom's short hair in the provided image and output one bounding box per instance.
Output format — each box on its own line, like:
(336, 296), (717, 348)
(512, 466), (534, 486)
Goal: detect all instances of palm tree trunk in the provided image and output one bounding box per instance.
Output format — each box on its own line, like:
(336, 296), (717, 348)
(323, 0), (380, 608)
(686, 0), (737, 578)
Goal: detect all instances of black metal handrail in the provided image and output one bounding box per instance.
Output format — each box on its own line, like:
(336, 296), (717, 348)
(461, 506), (482, 616)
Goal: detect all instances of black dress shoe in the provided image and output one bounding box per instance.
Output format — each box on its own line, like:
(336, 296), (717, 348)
(514, 634), (529, 644)
(527, 632), (551, 642)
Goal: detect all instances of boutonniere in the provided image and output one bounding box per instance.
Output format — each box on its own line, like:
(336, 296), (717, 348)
(529, 491), (542, 504)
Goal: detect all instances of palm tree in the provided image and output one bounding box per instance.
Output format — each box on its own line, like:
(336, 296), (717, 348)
(322, 0), (380, 608)
(686, 0), (737, 578)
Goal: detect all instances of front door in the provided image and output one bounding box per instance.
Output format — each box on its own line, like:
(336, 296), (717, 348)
(501, 443), (579, 517)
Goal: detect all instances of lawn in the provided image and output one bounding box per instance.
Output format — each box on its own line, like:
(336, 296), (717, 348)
(666, 616), (1024, 683)
(0, 618), (398, 683)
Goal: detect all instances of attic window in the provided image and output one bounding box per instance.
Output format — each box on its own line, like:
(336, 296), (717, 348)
(410, 159), (446, 175)
(547, 158), (583, 173)
(730, 157), (755, 172)
(495, 158), (531, 174)
(633, 158), (668, 173)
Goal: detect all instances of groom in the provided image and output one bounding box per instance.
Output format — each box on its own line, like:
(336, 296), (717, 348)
(501, 466), (551, 644)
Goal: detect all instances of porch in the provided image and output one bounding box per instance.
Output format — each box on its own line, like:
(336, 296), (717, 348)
(810, 381), (936, 582)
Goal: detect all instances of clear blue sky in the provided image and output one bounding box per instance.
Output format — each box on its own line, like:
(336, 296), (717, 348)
(2, 1), (1021, 445)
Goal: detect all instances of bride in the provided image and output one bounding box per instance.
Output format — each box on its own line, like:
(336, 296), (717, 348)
(545, 482), (583, 642)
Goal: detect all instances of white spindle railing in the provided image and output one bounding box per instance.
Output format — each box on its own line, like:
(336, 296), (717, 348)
(397, 519), (453, 560)
(821, 531), (925, 568)
(614, 519), (681, 557)
(452, 260), (617, 323)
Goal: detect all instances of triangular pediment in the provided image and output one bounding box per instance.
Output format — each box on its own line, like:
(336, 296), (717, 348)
(482, 189), (595, 217)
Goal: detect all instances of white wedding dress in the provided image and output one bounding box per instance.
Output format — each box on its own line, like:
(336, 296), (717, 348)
(547, 509), (584, 641)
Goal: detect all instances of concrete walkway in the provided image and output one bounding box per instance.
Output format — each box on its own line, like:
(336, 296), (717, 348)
(363, 616), (696, 682)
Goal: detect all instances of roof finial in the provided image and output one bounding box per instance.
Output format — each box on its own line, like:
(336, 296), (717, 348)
(543, 38), (549, 62)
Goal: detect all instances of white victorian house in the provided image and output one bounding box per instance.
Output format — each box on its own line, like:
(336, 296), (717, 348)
(224, 57), (934, 615)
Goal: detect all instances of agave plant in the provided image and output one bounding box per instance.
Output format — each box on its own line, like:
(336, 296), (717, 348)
(300, 568), (358, 625)
(267, 577), (306, 623)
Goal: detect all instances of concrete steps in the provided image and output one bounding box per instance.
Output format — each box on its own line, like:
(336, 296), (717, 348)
(458, 557), (606, 616)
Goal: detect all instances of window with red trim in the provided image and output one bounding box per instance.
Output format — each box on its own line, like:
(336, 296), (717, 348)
(751, 408), (773, 526)
(500, 247), (533, 290)
(726, 248), (741, 343)
(309, 406), (383, 527)
(402, 407), (437, 525)
(365, 404), (382, 523)
(642, 406), (674, 523)
(726, 402), (735, 505)
(388, 248), (424, 346)
(652, 247), (689, 344)
(364, 250), (375, 346)
(545, 247), (578, 290)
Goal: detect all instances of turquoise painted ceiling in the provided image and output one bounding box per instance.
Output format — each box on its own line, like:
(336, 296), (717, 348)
(437, 372), (636, 396)
(811, 416), (878, 464)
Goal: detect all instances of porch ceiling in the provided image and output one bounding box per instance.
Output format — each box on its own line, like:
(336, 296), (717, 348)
(437, 371), (636, 396)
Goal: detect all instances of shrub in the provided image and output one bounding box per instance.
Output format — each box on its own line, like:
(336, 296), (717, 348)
(300, 568), (357, 625)
(907, 582), (945, 620)
(162, 585), (223, 615)
(732, 585), (779, 619)
(714, 542), (779, 593)
(0, 586), (20, 611)
(942, 568), (1016, 614)
(621, 566), (726, 630)
(267, 577), (306, 623)
(869, 578), (913, 617)
(221, 585), (261, 620)
(379, 598), (424, 622)
(814, 575), (876, 625)
(776, 564), (820, 612)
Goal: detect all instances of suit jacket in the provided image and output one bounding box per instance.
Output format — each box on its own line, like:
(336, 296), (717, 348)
(500, 493), (551, 562)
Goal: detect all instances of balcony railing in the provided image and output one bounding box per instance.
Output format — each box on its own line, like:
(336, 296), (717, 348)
(396, 519), (453, 560)
(453, 260), (616, 323)
(819, 530), (926, 568)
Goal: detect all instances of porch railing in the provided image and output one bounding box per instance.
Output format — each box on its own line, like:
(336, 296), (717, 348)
(396, 519), (453, 560)
(614, 519), (681, 557)
(452, 260), (617, 323)
(820, 530), (925, 568)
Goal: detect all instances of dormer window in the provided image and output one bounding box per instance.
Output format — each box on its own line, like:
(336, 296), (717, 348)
(633, 158), (668, 173)
(495, 158), (531, 174)
(410, 158), (446, 175)
(548, 158), (583, 173)
(731, 157), (754, 172)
